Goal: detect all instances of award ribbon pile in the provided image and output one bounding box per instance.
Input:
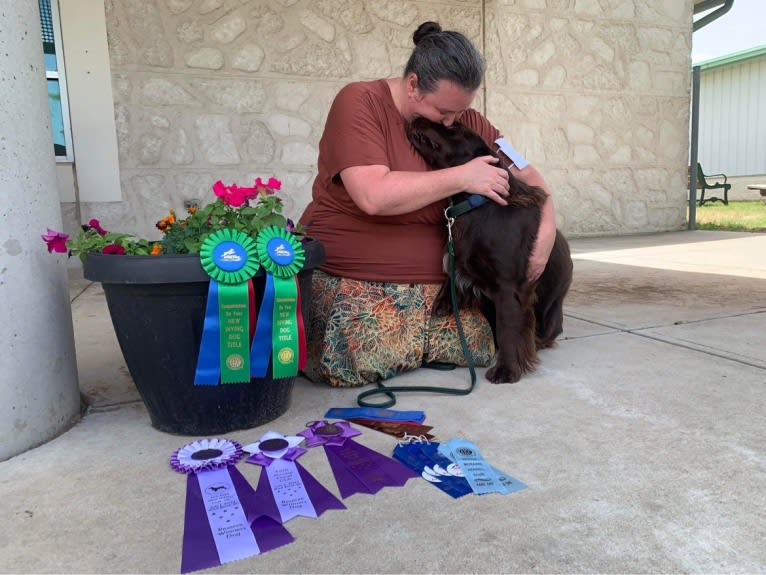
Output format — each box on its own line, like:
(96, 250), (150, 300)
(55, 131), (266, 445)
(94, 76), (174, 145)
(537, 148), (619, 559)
(326, 407), (527, 499)
(168, 408), (527, 573)
(169, 420), (418, 573)
(194, 226), (306, 385)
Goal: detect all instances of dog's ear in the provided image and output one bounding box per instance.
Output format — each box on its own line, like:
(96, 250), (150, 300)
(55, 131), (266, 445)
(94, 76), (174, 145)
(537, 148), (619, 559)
(409, 130), (437, 151)
(425, 136), (441, 151)
(408, 128), (442, 155)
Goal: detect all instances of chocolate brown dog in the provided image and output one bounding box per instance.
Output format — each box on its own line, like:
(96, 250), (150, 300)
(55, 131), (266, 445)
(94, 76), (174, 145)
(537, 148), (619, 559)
(408, 117), (573, 383)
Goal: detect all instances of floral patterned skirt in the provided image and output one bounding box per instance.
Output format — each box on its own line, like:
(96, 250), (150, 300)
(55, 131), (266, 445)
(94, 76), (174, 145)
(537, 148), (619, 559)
(302, 270), (496, 388)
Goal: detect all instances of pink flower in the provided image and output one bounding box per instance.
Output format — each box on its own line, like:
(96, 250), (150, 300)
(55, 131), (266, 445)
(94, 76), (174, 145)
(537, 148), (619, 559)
(41, 228), (69, 253)
(87, 219), (108, 236)
(212, 180), (257, 207)
(101, 244), (126, 255)
(255, 176), (281, 195)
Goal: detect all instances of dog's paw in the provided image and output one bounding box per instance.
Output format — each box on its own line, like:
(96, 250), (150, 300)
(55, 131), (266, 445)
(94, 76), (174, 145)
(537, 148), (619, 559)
(535, 337), (559, 350)
(486, 363), (522, 384)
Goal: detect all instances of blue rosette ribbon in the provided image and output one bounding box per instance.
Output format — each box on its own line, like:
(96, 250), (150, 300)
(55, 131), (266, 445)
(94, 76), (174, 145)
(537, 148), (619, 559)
(195, 229), (260, 385)
(250, 226), (306, 379)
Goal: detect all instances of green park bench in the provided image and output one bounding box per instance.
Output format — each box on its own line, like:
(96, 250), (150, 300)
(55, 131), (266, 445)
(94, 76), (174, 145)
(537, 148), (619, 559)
(690, 163), (730, 206)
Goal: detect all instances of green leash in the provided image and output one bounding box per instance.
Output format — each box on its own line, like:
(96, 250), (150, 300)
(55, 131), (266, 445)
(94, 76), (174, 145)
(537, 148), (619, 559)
(356, 212), (477, 408)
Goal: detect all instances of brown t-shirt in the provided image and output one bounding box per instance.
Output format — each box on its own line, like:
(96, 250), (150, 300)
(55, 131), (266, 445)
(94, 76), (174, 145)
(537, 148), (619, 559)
(300, 79), (501, 283)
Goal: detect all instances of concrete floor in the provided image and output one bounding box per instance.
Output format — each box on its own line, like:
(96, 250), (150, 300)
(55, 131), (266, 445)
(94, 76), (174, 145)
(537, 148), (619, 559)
(1, 230), (765, 574)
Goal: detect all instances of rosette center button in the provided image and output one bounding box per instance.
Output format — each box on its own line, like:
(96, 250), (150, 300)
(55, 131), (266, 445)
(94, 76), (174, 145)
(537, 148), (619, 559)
(212, 241), (248, 271)
(267, 237), (294, 265)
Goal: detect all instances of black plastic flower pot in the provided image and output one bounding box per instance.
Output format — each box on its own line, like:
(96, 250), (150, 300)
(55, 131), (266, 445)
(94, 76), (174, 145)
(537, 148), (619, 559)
(83, 238), (325, 436)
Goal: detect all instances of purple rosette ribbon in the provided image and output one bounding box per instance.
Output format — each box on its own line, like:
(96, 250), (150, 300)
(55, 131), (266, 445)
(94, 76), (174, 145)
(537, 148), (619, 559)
(298, 421), (418, 499)
(169, 438), (293, 573)
(243, 431), (346, 523)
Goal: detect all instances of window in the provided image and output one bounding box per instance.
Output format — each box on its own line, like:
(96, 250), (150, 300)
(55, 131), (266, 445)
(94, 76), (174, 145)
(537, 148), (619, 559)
(39, 0), (73, 162)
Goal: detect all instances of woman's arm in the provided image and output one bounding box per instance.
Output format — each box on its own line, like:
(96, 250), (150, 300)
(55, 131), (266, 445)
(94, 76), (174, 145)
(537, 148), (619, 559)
(340, 156), (511, 216)
(511, 164), (557, 283)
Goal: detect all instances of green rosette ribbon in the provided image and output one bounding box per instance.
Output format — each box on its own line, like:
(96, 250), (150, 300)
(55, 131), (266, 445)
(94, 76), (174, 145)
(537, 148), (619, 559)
(195, 229), (260, 385)
(250, 226), (306, 379)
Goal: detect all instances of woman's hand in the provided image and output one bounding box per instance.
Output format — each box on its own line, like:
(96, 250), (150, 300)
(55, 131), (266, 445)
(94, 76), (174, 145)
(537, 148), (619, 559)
(460, 156), (510, 205)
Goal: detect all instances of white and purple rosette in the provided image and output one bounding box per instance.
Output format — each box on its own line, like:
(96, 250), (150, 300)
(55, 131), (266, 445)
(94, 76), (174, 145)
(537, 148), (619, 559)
(170, 438), (244, 474)
(169, 438), (293, 573)
(243, 431), (305, 465)
(243, 431), (345, 523)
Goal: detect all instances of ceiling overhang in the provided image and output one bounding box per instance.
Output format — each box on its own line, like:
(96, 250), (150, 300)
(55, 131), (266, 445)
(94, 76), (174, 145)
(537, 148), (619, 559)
(693, 0), (734, 31)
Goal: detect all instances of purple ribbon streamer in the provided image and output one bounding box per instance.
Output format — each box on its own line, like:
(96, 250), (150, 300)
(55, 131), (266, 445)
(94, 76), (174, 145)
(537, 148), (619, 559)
(180, 466), (293, 574)
(299, 421), (418, 499)
(247, 448), (346, 522)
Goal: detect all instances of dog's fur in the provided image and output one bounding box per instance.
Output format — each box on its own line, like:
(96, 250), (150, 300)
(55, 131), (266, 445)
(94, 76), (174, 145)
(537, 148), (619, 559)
(407, 117), (573, 383)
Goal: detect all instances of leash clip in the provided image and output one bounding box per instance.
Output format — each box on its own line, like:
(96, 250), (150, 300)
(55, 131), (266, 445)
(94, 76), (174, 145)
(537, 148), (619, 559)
(444, 207), (455, 243)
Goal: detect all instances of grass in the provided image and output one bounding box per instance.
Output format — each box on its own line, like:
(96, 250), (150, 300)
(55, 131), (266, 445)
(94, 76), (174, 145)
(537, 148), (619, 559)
(691, 200), (766, 232)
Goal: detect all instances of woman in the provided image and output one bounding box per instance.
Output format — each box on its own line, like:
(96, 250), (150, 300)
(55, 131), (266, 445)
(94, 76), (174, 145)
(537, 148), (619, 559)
(300, 21), (557, 387)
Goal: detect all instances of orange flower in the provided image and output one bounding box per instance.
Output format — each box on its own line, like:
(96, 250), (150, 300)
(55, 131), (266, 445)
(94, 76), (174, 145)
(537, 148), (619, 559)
(150, 243), (162, 256)
(155, 210), (176, 233)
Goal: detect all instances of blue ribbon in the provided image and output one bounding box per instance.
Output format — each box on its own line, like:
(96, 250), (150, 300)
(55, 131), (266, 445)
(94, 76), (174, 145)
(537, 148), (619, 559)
(324, 407), (427, 423)
(195, 280), (221, 385)
(250, 274), (275, 377)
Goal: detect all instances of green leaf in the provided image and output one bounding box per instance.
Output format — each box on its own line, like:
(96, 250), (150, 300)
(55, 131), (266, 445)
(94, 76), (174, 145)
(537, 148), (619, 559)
(184, 237), (202, 253)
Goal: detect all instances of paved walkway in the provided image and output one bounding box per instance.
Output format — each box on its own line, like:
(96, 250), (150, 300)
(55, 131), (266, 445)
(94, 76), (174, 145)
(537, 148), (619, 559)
(2, 230), (765, 573)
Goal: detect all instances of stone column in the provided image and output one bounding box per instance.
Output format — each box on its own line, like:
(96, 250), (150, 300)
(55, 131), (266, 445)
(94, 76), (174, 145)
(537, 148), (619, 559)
(0, 0), (81, 460)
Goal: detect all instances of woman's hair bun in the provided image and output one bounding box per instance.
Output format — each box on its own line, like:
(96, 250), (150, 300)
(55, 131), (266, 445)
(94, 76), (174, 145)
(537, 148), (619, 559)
(413, 21), (442, 46)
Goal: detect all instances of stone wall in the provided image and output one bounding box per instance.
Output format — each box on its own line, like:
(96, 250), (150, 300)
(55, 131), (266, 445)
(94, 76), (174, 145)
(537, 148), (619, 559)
(73, 0), (693, 239)
(485, 0), (692, 235)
